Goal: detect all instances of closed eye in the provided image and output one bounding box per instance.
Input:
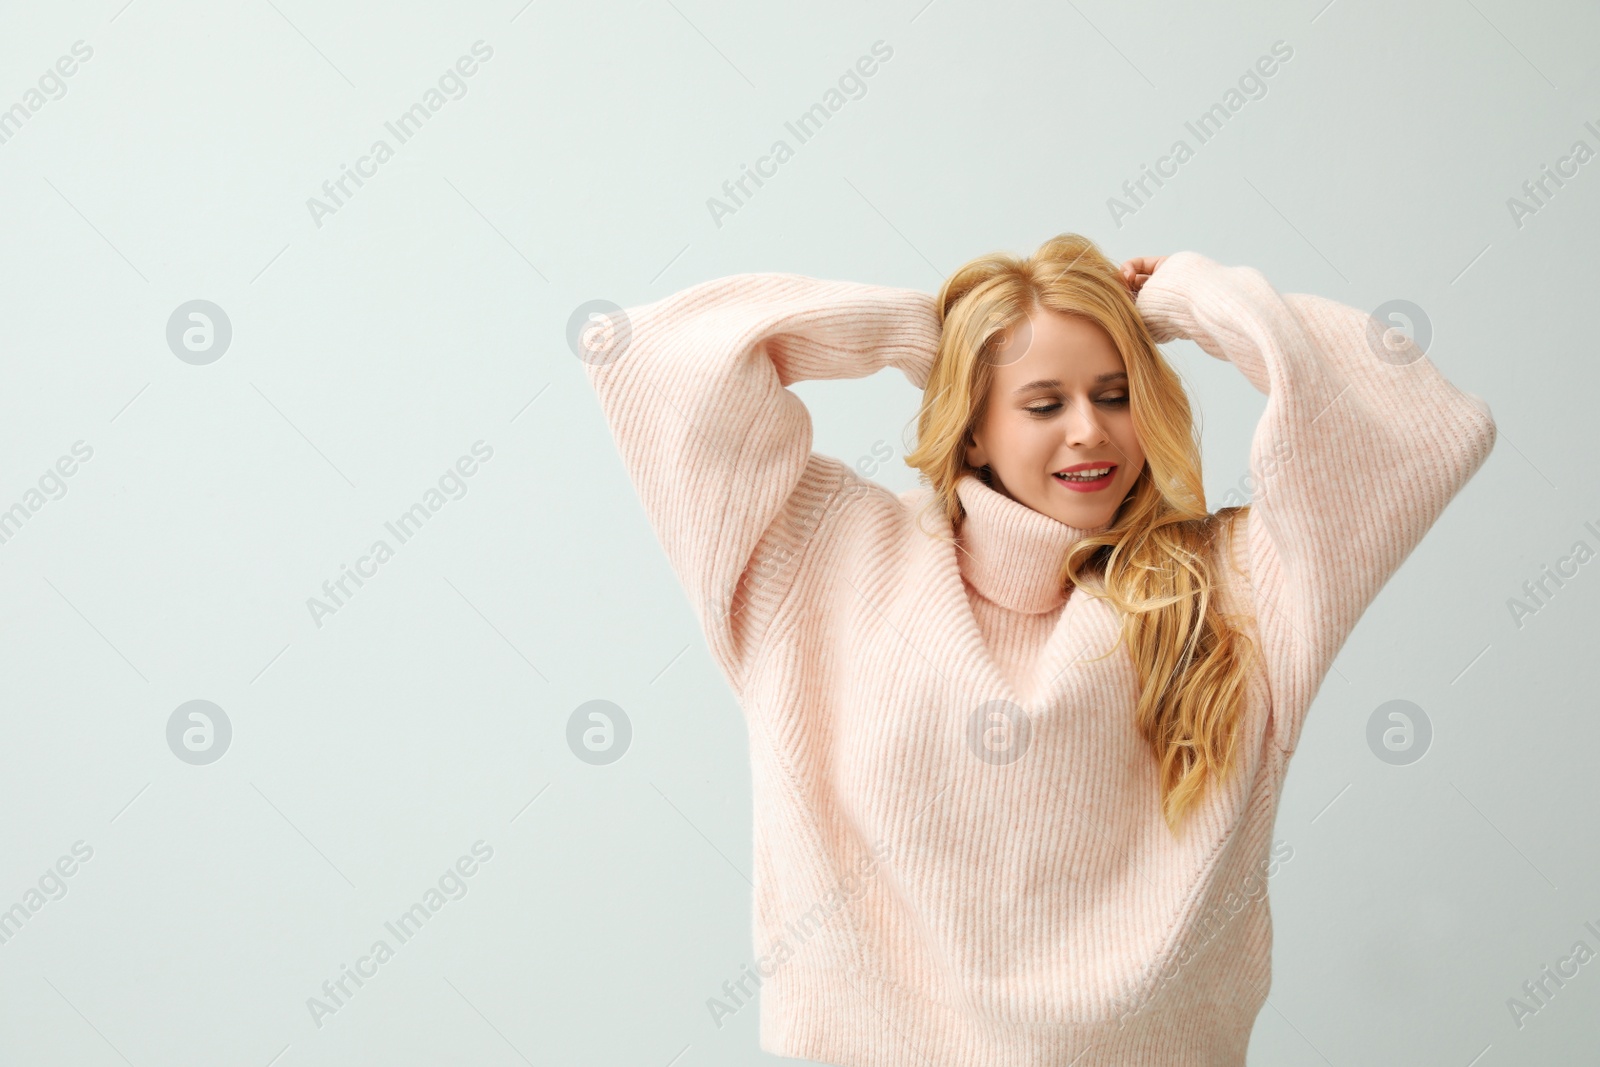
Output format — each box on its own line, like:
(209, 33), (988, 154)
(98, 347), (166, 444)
(1024, 395), (1129, 417)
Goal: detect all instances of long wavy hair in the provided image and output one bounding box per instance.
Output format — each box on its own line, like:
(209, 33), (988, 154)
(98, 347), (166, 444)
(904, 232), (1259, 837)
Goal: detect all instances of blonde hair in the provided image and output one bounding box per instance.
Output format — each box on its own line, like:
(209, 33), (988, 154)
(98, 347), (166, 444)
(904, 233), (1259, 837)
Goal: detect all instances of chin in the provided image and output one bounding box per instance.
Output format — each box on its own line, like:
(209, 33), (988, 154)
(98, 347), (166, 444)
(1028, 491), (1097, 527)
(1041, 493), (1116, 531)
(999, 474), (1118, 528)
(1061, 506), (1110, 528)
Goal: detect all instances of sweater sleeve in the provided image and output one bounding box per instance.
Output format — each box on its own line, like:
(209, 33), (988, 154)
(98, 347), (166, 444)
(580, 272), (942, 693)
(1134, 251), (1498, 755)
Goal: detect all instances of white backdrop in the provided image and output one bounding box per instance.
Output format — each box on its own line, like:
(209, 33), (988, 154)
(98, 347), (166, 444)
(0, 1), (1596, 1064)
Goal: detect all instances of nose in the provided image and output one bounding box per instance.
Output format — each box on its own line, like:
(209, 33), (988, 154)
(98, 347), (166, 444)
(1061, 394), (1111, 448)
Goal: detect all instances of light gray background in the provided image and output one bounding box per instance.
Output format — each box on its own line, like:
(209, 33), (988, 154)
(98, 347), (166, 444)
(1, 1), (1595, 1064)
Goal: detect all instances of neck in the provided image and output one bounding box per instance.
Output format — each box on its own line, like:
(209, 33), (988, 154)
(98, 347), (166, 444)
(953, 473), (1110, 614)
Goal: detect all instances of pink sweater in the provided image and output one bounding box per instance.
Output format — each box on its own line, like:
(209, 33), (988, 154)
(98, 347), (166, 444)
(581, 251), (1497, 1066)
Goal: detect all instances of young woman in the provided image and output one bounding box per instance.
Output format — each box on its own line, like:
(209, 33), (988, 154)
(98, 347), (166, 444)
(579, 234), (1496, 1066)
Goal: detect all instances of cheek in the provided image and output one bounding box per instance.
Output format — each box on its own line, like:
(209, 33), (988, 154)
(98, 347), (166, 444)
(1023, 421), (1062, 457)
(995, 415), (1047, 456)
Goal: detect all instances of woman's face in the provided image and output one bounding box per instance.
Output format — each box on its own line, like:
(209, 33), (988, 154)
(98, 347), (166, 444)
(965, 306), (1145, 530)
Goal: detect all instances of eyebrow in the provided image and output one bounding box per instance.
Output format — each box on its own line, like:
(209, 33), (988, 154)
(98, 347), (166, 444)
(1011, 372), (1128, 397)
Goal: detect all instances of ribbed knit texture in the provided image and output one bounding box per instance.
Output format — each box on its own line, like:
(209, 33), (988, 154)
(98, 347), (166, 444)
(581, 251), (1497, 1066)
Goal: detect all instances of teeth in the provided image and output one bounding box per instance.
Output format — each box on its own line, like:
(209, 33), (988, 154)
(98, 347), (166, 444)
(1056, 467), (1112, 481)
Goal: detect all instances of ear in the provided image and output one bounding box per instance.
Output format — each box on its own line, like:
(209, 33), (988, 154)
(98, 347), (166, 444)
(964, 430), (987, 469)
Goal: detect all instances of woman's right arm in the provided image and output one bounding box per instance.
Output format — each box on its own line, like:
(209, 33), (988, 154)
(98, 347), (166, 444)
(580, 273), (941, 693)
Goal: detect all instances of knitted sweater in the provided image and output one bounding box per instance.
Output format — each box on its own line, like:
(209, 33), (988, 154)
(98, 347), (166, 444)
(580, 251), (1497, 1066)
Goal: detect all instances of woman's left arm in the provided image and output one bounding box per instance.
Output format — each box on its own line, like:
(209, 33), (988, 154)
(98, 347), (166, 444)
(1132, 251), (1498, 755)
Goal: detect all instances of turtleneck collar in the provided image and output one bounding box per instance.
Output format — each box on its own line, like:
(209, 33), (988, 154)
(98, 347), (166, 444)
(953, 473), (1110, 614)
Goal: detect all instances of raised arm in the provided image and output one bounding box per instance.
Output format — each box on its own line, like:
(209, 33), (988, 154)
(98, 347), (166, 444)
(580, 272), (940, 693)
(1134, 252), (1497, 755)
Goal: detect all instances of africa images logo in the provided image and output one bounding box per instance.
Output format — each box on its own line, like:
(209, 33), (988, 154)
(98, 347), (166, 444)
(305, 41), (494, 229)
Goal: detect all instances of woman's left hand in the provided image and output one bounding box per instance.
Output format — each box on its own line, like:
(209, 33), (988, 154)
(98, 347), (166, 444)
(1119, 256), (1168, 296)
